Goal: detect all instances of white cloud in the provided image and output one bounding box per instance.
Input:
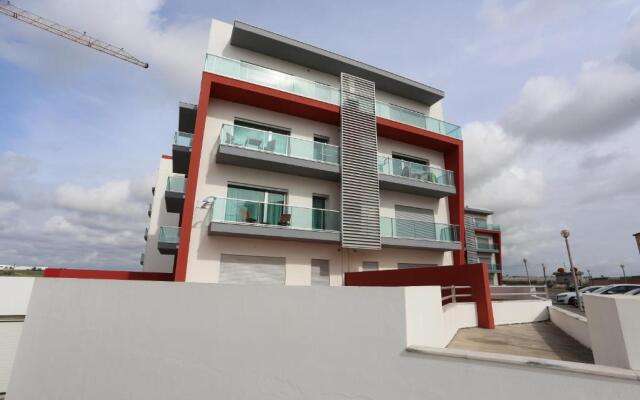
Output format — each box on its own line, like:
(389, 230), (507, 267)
(480, 0), (593, 31)
(501, 60), (640, 142)
(55, 180), (143, 216)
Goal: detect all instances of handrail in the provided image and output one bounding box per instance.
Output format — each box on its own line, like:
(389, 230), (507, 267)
(441, 285), (472, 304)
(377, 154), (454, 186)
(375, 100), (462, 139)
(380, 217), (460, 242)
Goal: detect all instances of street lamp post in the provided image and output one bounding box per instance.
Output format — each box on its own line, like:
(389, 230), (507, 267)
(561, 229), (582, 311)
(620, 264), (627, 283)
(541, 263), (548, 287)
(633, 233), (640, 255)
(523, 258), (532, 286)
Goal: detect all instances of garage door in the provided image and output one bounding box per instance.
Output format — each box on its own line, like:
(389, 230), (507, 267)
(394, 205), (435, 239)
(219, 254), (286, 285)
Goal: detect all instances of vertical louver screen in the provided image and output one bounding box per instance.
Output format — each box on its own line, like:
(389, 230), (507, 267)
(340, 73), (381, 249)
(464, 215), (479, 263)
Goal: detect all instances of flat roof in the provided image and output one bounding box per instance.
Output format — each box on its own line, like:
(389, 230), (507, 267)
(230, 21), (444, 106)
(464, 206), (494, 215)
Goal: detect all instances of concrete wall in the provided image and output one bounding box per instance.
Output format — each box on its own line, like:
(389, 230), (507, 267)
(0, 277), (33, 393)
(8, 279), (640, 399)
(584, 294), (640, 369)
(143, 157), (179, 273)
(0, 278), (34, 316)
(549, 306), (591, 348)
(442, 302), (478, 345)
(492, 300), (551, 325)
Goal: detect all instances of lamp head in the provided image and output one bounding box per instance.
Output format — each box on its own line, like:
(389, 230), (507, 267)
(560, 229), (570, 239)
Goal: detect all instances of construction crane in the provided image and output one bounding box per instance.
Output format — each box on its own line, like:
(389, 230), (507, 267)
(0, 1), (148, 68)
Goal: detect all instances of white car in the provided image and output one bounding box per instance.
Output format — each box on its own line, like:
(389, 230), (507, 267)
(624, 287), (640, 296)
(591, 284), (640, 296)
(556, 286), (603, 305)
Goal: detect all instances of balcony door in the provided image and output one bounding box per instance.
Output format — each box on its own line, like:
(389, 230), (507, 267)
(226, 185), (287, 226)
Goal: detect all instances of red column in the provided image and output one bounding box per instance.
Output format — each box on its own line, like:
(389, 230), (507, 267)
(444, 143), (465, 265)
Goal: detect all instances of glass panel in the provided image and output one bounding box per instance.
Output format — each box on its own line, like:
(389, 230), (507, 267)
(312, 196), (327, 230)
(377, 155), (454, 186)
(220, 124), (340, 165)
(159, 226), (180, 243)
(375, 100), (462, 140)
(266, 192), (286, 226)
(174, 131), (193, 147)
(205, 54), (340, 105)
(209, 197), (340, 231)
(166, 175), (186, 193)
(379, 217), (459, 242)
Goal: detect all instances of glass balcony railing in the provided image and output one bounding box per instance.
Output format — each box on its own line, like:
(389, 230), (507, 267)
(377, 155), (454, 186)
(174, 131), (193, 148)
(159, 226), (180, 244)
(166, 175), (186, 193)
(473, 220), (501, 231)
(375, 101), (462, 139)
(209, 196), (340, 232)
(380, 217), (460, 242)
(488, 264), (502, 273)
(205, 54), (341, 105)
(220, 124), (340, 165)
(476, 242), (498, 251)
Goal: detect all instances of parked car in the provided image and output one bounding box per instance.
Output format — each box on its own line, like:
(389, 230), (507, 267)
(556, 286), (602, 305)
(591, 284), (640, 296)
(624, 287), (640, 296)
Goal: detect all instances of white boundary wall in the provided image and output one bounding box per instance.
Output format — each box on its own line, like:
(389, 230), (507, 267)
(7, 279), (640, 399)
(0, 278), (34, 316)
(492, 299), (551, 325)
(549, 306), (591, 348)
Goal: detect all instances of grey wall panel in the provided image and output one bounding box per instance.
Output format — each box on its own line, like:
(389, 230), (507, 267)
(340, 73), (381, 249)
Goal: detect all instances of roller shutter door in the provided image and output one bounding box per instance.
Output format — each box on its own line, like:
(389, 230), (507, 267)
(311, 259), (330, 286)
(394, 205), (435, 239)
(219, 254), (286, 285)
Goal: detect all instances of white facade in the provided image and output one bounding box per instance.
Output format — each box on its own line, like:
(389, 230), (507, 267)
(178, 20), (455, 284)
(143, 156), (179, 273)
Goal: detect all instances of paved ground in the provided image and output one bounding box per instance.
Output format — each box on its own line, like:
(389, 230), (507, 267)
(448, 321), (594, 364)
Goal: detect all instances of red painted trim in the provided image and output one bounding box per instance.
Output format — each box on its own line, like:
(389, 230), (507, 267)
(44, 268), (173, 281)
(161, 154), (173, 160)
(444, 145), (465, 265)
(377, 117), (461, 151)
(173, 73), (213, 281)
(345, 263), (494, 329)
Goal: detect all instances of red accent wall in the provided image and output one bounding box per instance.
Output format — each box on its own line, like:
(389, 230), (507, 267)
(345, 264), (495, 329)
(44, 268), (173, 281)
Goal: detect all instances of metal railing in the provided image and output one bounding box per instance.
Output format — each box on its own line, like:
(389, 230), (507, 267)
(220, 124), (340, 165)
(380, 217), (460, 242)
(441, 285), (473, 305)
(488, 264), (502, 273)
(375, 100), (462, 139)
(490, 285), (549, 301)
(377, 154), (454, 186)
(474, 220), (501, 231)
(205, 54), (341, 105)
(158, 226), (180, 243)
(166, 175), (186, 193)
(174, 131), (193, 147)
(208, 196), (341, 232)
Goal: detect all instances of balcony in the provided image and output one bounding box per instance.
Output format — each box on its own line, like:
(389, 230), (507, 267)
(158, 226), (180, 255)
(173, 131), (193, 174)
(144, 227), (148, 241)
(216, 124), (340, 181)
(376, 101), (462, 140)
(165, 175), (186, 213)
(474, 220), (501, 231)
(205, 54), (341, 105)
(377, 155), (456, 197)
(380, 217), (461, 251)
(208, 196), (340, 243)
(147, 202), (152, 217)
(476, 242), (499, 253)
(140, 252), (144, 266)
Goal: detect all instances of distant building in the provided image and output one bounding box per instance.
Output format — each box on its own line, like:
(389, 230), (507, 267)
(552, 268), (584, 287)
(464, 207), (502, 285)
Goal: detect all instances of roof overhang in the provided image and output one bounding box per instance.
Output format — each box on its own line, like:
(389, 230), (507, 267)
(230, 21), (444, 106)
(464, 206), (494, 216)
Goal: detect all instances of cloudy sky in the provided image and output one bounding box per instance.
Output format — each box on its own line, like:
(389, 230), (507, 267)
(1, 0), (639, 276)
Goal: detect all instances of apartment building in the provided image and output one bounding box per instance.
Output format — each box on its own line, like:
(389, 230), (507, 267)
(464, 206), (502, 284)
(142, 19), (466, 284)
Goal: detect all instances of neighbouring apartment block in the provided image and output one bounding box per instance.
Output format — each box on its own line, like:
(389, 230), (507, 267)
(464, 206), (502, 284)
(141, 19), (476, 285)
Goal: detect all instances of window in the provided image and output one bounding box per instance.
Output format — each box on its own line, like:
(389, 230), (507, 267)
(311, 259), (330, 286)
(226, 185), (287, 225)
(361, 261), (379, 272)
